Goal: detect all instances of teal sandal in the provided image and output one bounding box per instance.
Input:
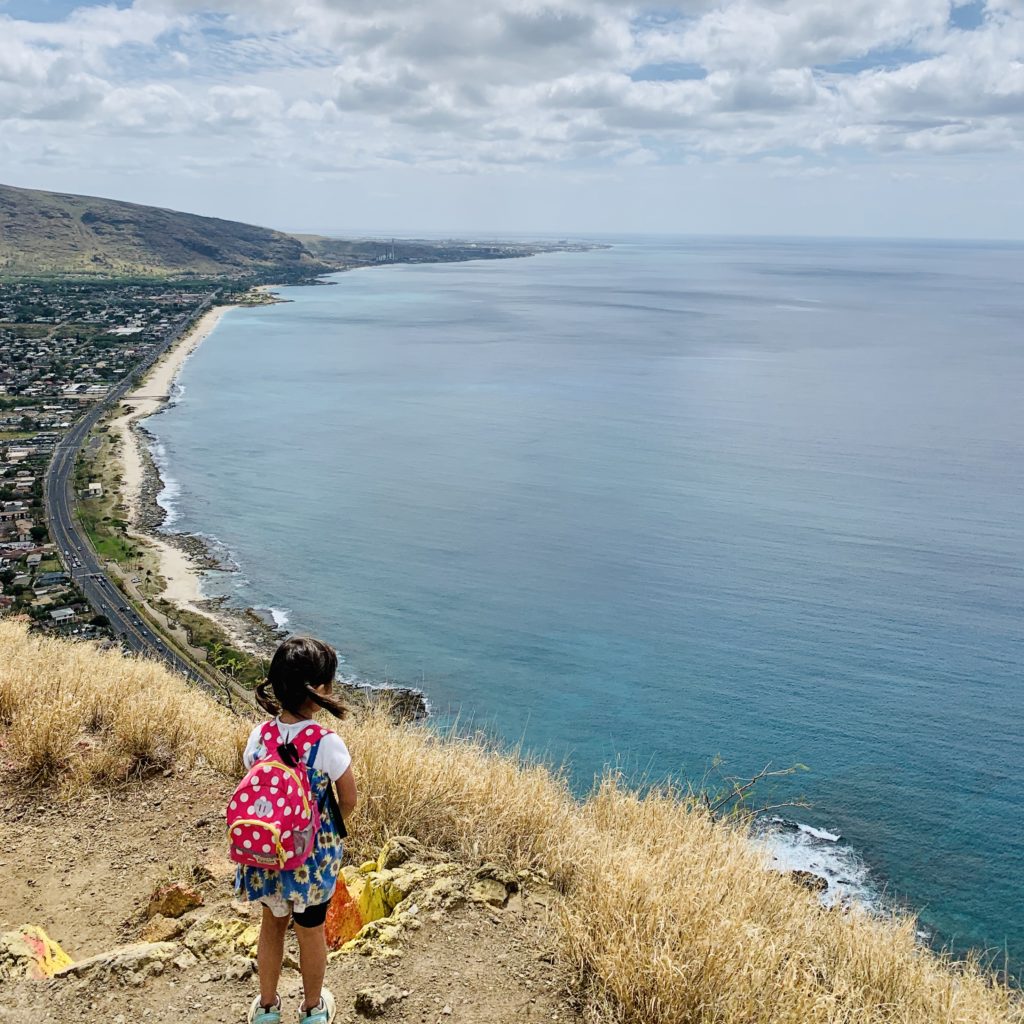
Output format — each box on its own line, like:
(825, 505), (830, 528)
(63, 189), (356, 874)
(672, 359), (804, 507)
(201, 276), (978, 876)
(247, 994), (282, 1024)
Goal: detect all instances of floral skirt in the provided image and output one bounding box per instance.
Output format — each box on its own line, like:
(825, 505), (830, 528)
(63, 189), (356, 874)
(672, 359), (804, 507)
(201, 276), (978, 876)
(236, 816), (342, 917)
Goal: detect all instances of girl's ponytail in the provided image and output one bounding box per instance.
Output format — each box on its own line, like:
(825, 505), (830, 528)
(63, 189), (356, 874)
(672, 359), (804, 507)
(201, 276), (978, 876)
(259, 636), (348, 720)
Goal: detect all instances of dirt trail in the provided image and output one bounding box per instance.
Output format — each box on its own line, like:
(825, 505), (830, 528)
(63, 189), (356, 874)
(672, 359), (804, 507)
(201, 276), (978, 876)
(0, 773), (580, 1024)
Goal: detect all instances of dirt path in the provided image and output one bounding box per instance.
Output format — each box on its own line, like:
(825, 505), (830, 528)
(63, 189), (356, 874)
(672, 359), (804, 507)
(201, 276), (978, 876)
(0, 773), (580, 1024)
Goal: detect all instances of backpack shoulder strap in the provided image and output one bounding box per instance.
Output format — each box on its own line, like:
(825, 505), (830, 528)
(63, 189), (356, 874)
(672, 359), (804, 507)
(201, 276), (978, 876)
(294, 723), (331, 763)
(251, 720), (281, 760)
(306, 728), (348, 840)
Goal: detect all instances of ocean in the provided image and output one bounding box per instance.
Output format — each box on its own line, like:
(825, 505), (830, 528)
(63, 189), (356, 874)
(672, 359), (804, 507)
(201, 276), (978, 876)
(149, 237), (1024, 966)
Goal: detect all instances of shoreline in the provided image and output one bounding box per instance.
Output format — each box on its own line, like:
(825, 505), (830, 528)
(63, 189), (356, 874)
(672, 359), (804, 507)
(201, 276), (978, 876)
(109, 303), (282, 658)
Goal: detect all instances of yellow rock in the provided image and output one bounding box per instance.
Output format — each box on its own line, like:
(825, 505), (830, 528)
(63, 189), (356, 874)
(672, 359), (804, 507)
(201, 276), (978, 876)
(142, 914), (187, 943)
(0, 925), (73, 980)
(183, 917), (259, 960)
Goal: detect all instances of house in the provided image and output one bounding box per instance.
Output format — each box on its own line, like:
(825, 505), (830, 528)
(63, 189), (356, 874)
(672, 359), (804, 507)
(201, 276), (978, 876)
(36, 571), (69, 587)
(50, 607), (76, 623)
(87, 481), (104, 498)
(26, 553), (42, 568)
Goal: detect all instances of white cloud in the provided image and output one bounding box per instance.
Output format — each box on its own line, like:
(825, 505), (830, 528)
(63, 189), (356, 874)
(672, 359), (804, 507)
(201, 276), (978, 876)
(0, 0), (1022, 234)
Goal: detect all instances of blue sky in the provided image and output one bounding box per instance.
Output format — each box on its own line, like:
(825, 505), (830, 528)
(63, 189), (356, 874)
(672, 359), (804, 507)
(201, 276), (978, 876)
(1, 0), (1022, 238)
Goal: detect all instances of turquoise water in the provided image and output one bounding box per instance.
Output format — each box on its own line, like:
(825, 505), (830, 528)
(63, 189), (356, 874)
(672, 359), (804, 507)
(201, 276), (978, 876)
(151, 238), (1024, 965)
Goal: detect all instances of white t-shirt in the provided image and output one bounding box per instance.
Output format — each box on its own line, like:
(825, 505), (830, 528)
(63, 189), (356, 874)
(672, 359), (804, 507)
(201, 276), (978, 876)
(243, 718), (352, 783)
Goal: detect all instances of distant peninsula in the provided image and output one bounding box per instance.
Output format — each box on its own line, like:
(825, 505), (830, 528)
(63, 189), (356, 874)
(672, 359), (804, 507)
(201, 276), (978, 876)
(0, 182), (602, 280)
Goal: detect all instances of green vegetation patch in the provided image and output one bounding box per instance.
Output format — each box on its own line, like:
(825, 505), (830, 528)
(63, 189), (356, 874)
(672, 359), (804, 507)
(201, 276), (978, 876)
(76, 505), (138, 563)
(152, 598), (266, 688)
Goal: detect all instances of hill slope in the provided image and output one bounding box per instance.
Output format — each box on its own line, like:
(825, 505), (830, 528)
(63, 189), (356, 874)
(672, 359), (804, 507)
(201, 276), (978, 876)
(0, 183), (319, 277)
(0, 621), (1020, 1023)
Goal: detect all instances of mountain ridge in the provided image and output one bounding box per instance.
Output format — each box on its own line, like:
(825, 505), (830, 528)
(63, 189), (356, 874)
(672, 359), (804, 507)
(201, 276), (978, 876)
(0, 182), (322, 278)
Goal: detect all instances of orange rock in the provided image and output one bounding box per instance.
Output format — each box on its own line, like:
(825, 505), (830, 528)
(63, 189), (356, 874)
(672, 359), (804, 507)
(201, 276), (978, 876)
(146, 883), (203, 919)
(325, 879), (364, 949)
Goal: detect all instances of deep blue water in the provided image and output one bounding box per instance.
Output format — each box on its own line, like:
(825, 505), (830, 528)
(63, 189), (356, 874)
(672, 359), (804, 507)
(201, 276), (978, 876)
(151, 238), (1023, 965)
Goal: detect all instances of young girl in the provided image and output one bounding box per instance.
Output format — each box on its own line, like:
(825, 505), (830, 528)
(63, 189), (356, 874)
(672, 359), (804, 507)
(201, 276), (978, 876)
(237, 636), (357, 1024)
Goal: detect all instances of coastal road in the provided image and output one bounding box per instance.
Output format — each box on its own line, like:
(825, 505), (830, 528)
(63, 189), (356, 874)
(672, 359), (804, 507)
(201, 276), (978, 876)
(43, 295), (218, 689)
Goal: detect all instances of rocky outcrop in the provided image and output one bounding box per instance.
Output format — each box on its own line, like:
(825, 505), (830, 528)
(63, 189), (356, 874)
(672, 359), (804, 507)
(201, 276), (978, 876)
(54, 941), (177, 984)
(182, 916), (259, 961)
(354, 982), (409, 1017)
(790, 870), (829, 894)
(322, 837), (525, 956)
(0, 925), (73, 980)
(146, 882), (204, 919)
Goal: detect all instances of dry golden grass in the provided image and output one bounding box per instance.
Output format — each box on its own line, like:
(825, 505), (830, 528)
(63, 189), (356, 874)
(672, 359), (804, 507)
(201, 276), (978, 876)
(0, 620), (1019, 1024)
(0, 622), (245, 785)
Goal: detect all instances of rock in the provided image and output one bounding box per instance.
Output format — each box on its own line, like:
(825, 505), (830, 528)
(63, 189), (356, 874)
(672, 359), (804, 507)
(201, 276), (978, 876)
(790, 870), (829, 894)
(377, 836), (424, 871)
(54, 942), (177, 982)
(147, 883), (203, 920)
(475, 863), (519, 893)
(354, 983), (405, 1017)
(173, 950), (199, 971)
(334, 843), (469, 955)
(469, 878), (510, 908)
(184, 917), (259, 961)
(142, 914), (187, 943)
(0, 925), (74, 980)
(223, 956), (254, 981)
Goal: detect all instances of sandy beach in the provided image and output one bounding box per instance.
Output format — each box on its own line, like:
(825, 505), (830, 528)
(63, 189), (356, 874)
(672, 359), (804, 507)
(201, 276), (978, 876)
(109, 304), (236, 621)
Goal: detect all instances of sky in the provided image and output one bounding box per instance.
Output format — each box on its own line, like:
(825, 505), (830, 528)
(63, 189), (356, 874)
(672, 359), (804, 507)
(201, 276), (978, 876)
(0, 0), (1022, 238)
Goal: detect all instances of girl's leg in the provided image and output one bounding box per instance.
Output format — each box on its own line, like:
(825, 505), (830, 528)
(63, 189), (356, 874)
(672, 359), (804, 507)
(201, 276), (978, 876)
(256, 905), (290, 1007)
(293, 921), (327, 1012)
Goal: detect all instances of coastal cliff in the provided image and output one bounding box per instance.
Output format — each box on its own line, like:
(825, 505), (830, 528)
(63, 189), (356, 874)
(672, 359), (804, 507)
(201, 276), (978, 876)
(0, 621), (1020, 1024)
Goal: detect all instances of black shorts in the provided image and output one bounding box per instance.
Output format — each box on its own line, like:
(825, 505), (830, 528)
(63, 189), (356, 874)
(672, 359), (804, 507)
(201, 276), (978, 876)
(292, 900), (330, 928)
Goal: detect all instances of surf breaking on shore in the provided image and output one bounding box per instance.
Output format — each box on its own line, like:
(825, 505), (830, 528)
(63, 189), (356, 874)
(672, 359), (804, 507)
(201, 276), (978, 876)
(755, 816), (882, 913)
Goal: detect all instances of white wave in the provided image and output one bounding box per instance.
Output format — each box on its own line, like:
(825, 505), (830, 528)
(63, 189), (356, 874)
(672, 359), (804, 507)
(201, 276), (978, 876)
(268, 607), (291, 630)
(797, 822), (841, 842)
(755, 817), (880, 912)
(148, 438), (180, 528)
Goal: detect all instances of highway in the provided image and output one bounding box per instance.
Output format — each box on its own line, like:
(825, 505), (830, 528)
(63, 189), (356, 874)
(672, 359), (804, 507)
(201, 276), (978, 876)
(43, 294), (218, 690)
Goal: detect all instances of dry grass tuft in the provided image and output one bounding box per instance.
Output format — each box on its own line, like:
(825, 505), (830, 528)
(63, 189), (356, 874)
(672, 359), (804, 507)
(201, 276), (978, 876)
(0, 622), (247, 784)
(0, 620), (1019, 1023)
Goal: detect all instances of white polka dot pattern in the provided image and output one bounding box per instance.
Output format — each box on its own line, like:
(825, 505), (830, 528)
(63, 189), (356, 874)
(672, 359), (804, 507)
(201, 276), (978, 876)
(226, 720), (333, 870)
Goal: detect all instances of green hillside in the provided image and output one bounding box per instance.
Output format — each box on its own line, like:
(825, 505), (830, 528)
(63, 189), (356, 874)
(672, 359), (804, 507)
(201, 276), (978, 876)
(0, 183), (321, 278)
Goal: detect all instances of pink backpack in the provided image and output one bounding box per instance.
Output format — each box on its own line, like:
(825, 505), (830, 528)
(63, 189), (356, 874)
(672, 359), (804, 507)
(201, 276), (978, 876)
(227, 721), (330, 870)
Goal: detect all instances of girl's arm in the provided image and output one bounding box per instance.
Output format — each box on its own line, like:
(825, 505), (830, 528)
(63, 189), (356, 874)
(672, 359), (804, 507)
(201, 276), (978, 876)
(335, 765), (357, 822)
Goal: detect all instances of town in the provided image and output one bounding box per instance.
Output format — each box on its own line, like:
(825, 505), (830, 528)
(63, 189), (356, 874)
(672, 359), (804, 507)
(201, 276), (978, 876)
(0, 279), (217, 638)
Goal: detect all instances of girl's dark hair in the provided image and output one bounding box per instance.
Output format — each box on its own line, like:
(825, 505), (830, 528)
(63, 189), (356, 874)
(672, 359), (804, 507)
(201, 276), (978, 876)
(255, 636), (348, 720)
